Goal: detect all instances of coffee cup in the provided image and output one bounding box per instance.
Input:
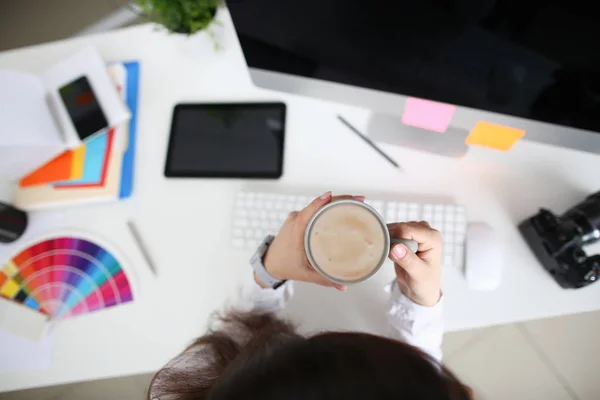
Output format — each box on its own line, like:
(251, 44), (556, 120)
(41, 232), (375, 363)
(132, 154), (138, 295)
(304, 199), (418, 285)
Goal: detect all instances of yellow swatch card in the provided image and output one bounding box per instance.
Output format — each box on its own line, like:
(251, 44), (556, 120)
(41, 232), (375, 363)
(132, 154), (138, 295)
(465, 122), (525, 151)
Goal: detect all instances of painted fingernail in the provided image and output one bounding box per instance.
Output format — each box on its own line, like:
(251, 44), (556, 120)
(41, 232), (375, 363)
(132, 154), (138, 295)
(320, 191), (332, 200)
(353, 195), (365, 201)
(335, 284), (347, 292)
(392, 244), (407, 259)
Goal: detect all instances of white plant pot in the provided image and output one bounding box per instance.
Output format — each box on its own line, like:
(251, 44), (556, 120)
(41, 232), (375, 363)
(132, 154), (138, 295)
(164, 8), (226, 58)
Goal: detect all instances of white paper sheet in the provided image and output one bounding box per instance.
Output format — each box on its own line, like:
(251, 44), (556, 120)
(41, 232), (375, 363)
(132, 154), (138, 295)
(0, 328), (53, 372)
(0, 298), (49, 342)
(0, 70), (66, 180)
(0, 70), (63, 147)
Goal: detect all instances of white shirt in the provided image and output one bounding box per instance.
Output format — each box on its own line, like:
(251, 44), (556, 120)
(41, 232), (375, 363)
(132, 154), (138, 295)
(149, 277), (443, 399)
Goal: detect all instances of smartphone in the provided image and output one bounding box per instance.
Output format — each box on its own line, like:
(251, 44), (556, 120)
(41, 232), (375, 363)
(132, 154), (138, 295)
(58, 76), (109, 141)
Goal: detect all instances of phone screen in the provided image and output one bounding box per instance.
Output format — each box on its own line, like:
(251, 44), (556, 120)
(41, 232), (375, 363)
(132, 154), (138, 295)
(58, 76), (109, 141)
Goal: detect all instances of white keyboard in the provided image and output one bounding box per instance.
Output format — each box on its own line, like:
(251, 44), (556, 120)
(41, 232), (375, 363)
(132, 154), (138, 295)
(231, 190), (467, 269)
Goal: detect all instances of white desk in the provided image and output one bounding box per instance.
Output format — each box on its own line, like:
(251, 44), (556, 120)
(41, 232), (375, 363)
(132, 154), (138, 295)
(1, 9), (600, 393)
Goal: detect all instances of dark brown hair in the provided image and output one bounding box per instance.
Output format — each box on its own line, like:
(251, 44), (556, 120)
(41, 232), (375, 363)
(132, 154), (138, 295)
(149, 311), (470, 400)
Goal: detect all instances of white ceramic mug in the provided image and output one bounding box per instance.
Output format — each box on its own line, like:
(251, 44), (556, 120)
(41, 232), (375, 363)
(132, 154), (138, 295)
(304, 199), (418, 285)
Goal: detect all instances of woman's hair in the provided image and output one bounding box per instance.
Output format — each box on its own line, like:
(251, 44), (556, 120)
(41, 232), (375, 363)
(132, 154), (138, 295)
(149, 311), (470, 400)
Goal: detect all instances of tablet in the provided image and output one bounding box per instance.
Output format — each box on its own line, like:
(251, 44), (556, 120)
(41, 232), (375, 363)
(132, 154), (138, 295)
(165, 103), (286, 178)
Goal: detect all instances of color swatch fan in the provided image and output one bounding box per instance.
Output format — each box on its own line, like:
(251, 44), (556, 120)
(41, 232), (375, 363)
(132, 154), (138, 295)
(0, 236), (134, 319)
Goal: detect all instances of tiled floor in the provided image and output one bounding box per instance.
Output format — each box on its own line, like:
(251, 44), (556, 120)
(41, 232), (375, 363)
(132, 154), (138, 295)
(1, 1), (599, 399)
(0, 0), (133, 52)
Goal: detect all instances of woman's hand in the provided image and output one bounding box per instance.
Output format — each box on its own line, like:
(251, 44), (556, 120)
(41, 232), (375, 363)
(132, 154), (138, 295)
(257, 192), (364, 291)
(387, 221), (442, 307)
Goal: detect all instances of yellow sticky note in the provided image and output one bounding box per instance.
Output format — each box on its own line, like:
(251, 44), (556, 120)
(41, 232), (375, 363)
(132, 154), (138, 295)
(465, 122), (525, 151)
(0, 279), (19, 298)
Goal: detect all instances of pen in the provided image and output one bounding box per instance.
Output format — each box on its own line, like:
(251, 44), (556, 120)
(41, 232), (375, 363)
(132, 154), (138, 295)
(337, 115), (401, 170)
(127, 220), (158, 276)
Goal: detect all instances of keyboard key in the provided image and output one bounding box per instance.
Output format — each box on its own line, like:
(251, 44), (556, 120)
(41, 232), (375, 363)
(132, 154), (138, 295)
(270, 222), (281, 230)
(232, 238), (245, 248)
(444, 255), (453, 267)
(371, 200), (383, 210)
(396, 211), (408, 222)
(235, 209), (248, 218)
(232, 228), (243, 237)
(234, 219), (249, 228)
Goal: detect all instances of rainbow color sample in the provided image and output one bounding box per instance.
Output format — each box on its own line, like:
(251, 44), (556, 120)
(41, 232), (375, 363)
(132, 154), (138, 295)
(0, 237), (133, 319)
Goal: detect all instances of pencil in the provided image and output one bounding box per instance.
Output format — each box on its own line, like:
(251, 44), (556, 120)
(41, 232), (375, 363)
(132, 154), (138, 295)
(127, 220), (158, 277)
(337, 115), (401, 170)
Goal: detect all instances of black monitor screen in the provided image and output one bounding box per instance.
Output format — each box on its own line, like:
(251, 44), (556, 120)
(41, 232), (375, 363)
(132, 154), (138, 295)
(229, 0), (600, 133)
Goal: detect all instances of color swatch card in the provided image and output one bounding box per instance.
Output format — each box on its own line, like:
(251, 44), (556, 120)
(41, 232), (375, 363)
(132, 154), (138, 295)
(465, 121), (526, 151)
(0, 235), (135, 321)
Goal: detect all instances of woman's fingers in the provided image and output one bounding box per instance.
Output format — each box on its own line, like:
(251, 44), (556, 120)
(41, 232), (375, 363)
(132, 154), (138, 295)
(389, 243), (428, 279)
(297, 193), (364, 226)
(387, 222), (442, 253)
(297, 192), (332, 226)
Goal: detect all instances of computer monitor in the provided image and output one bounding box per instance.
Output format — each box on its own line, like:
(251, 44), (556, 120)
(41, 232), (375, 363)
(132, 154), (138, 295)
(228, 0), (600, 154)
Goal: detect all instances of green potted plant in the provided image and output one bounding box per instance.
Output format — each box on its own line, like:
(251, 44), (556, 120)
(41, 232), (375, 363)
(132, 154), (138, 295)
(135, 0), (224, 35)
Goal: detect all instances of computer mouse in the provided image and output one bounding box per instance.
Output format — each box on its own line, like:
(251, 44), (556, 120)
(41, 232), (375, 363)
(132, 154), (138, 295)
(0, 202), (28, 244)
(465, 222), (502, 290)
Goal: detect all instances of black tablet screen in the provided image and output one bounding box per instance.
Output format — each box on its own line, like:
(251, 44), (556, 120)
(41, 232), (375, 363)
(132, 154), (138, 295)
(165, 103), (286, 178)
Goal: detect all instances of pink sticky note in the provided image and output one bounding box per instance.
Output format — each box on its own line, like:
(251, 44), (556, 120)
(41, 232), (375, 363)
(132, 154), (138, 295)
(402, 98), (456, 133)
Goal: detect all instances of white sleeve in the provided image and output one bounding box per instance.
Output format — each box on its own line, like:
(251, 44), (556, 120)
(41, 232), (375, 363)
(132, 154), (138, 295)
(386, 280), (444, 362)
(235, 274), (295, 314)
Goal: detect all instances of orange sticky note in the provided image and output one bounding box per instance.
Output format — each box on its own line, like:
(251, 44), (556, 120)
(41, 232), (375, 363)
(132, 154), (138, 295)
(465, 122), (525, 151)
